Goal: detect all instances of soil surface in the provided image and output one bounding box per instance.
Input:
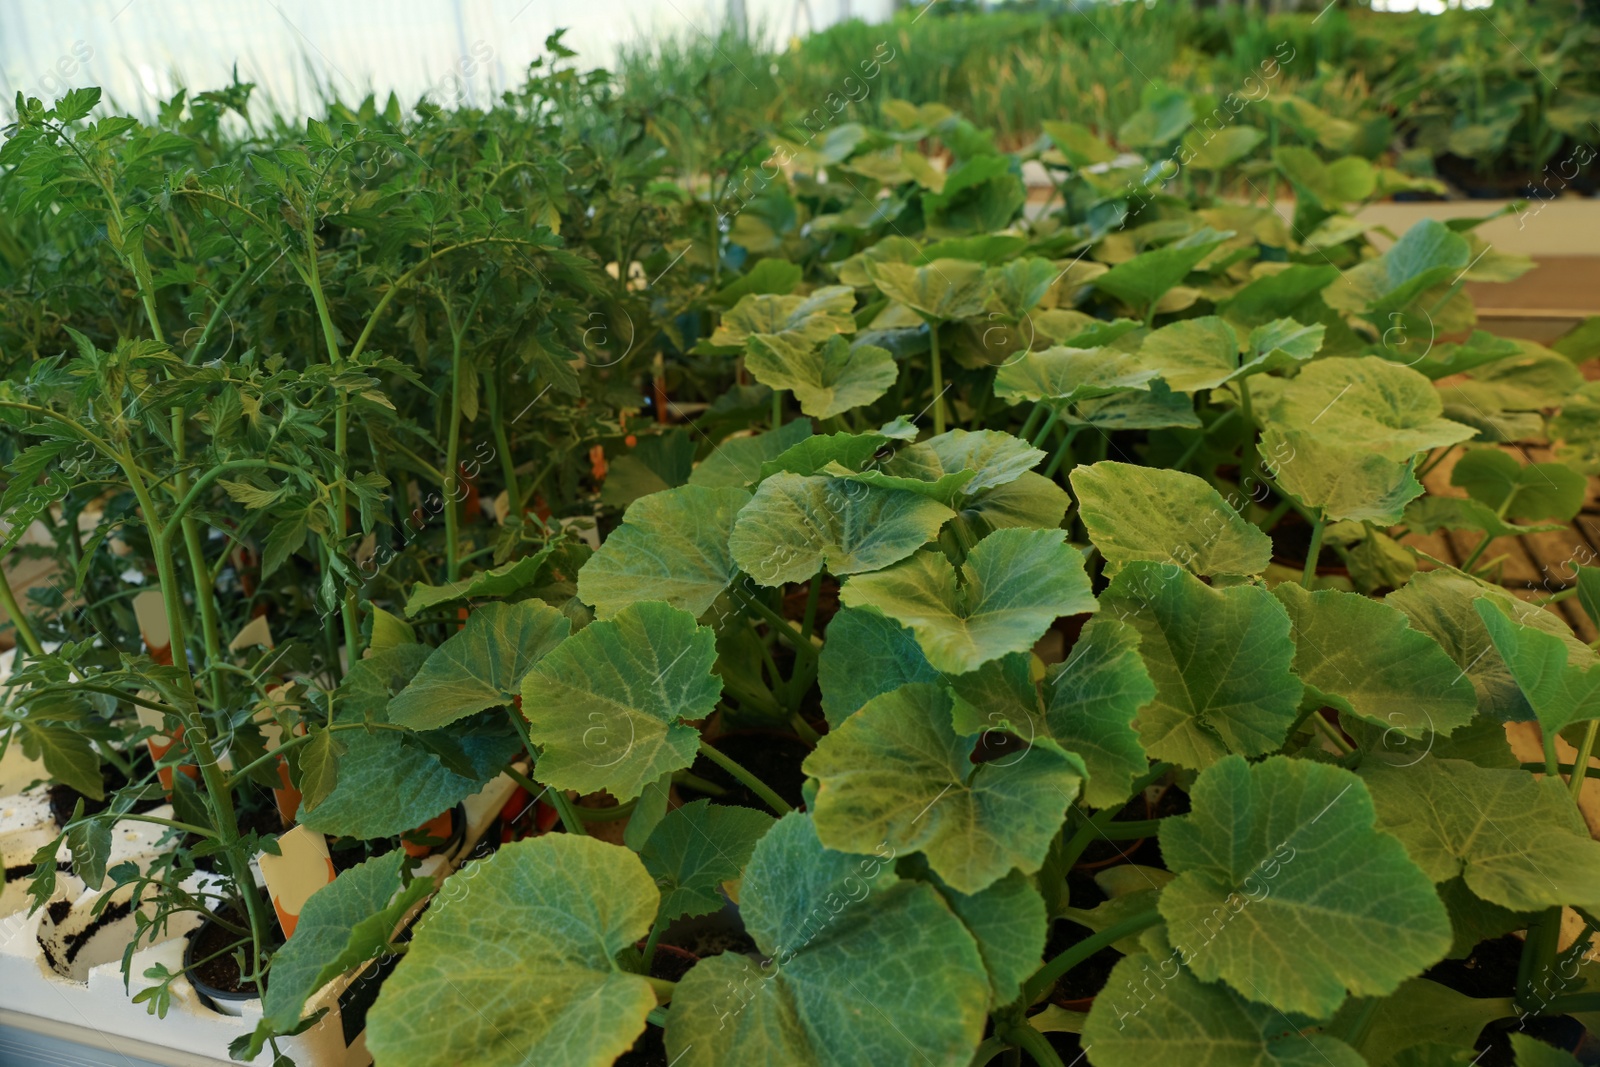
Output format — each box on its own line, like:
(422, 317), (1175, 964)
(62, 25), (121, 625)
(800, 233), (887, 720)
(187, 892), (282, 998)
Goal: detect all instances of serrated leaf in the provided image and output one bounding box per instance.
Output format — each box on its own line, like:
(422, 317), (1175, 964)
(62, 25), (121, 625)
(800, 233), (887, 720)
(919, 429), (1044, 494)
(729, 472), (954, 586)
(817, 607), (940, 728)
(933, 870), (1047, 1006)
(255, 852), (430, 1047)
(1084, 952), (1367, 1067)
(297, 727), (345, 813)
(1389, 571), (1593, 723)
(1159, 755), (1450, 1017)
(640, 799), (774, 924)
(993, 344), (1158, 405)
(367, 837), (659, 1067)
(261, 513), (308, 578)
(1449, 449), (1586, 523)
(388, 602), (570, 731)
(864, 258), (991, 322)
(1475, 598), (1600, 737)
(1042, 616), (1155, 808)
(746, 335), (896, 419)
(1136, 316), (1242, 392)
(1093, 230), (1231, 312)
(369, 606), (416, 651)
(663, 813), (989, 1067)
(1072, 462), (1271, 579)
(1510, 1033), (1584, 1067)
(403, 548), (554, 616)
(1101, 562), (1302, 769)
(520, 602), (720, 801)
(688, 419), (813, 489)
(298, 646), (519, 837)
(805, 683), (1083, 893)
(1253, 357), (1475, 462)
(710, 286), (856, 349)
(578, 485), (750, 618)
(1402, 497), (1566, 541)
(839, 528), (1096, 674)
(65, 815), (111, 890)
(1262, 426), (1425, 525)
(1362, 756), (1600, 912)
(1273, 584), (1477, 740)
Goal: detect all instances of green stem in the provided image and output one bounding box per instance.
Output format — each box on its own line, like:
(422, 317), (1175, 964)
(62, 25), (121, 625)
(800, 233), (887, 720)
(698, 738), (792, 815)
(1095, 818), (1162, 840)
(1021, 908), (1164, 1004)
(790, 713), (822, 746)
(1237, 376), (1258, 491)
(1018, 402), (1047, 443)
(1545, 992), (1600, 1015)
(644, 976), (676, 1003)
(1041, 425), (1081, 480)
(1030, 405), (1061, 452)
(640, 913), (667, 975)
(969, 1037), (1009, 1067)
(930, 323), (947, 435)
(0, 564), (46, 659)
(503, 708), (588, 837)
(1569, 720), (1598, 803)
(672, 769), (730, 796)
(800, 576), (823, 645)
(1312, 713), (1356, 756)
(1543, 728), (1561, 779)
(772, 389), (783, 432)
(1458, 532), (1496, 574)
(998, 1021), (1066, 1067)
(1301, 511), (1326, 588)
(484, 367), (521, 520)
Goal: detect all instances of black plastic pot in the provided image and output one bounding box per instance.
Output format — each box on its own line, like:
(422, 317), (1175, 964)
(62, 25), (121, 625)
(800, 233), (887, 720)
(184, 887), (282, 1017)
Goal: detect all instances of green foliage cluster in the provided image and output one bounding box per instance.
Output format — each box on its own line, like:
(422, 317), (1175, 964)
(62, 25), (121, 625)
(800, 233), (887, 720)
(2, 25), (1600, 1067)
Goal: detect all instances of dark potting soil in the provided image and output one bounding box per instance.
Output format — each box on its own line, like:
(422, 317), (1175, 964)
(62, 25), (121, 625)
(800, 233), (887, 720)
(681, 732), (810, 812)
(48, 764), (164, 828)
(1270, 513), (1343, 576)
(188, 894), (284, 997)
(1423, 934), (1523, 999)
(1076, 791), (1179, 870)
(1047, 921), (1123, 1003)
(613, 950), (704, 1067)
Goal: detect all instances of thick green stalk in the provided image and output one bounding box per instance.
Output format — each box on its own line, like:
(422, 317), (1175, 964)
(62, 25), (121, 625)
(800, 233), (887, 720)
(698, 739), (792, 815)
(445, 326), (466, 583)
(1570, 720), (1599, 802)
(997, 1020), (1065, 1067)
(1021, 909), (1163, 1004)
(930, 323), (947, 435)
(302, 221), (363, 663)
(1301, 512), (1326, 588)
(0, 564), (45, 659)
(483, 368), (521, 521)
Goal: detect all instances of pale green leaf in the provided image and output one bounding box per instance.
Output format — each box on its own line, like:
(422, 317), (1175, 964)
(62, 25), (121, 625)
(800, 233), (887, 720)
(520, 602), (721, 801)
(993, 345), (1158, 405)
(1262, 426), (1425, 525)
(1361, 756), (1600, 912)
(710, 286), (856, 349)
(1101, 562), (1302, 769)
(1476, 598), (1600, 735)
(688, 419), (813, 489)
(1072, 462), (1271, 579)
(839, 528), (1096, 674)
(663, 813), (989, 1067)
(1160, 755), (1451, 1017)
(865, 258), (991, 322)
(805, 682), (1084, 893)
(389, 601), (570, 730)
(746, 335), (896, 419)
(1252, 357), (1475, 462)
(367, 836), (659, 1067)
(1273, 584), (1477, 740)
(578, 485), (750, 617)
(1043, 616), (1155, 808)
(729, 472), (954, 586)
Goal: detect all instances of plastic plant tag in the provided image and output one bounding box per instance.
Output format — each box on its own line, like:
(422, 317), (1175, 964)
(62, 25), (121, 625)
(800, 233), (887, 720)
(259, 823), (337, 939)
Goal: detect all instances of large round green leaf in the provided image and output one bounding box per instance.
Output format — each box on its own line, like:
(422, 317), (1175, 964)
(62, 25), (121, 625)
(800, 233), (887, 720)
(1253, 357), (1474, 462)
(1101, 562), (1302, 769)
(710, 285), (856, 349)
(992, 344), (1158, 406)
(388, 601), (570, 731)
(1083, 953), (1367, 1067)
(839, 528), (1096, 674)
(298, 645), (520, 838)
(663, 813), (990, 1067)
(520, 601), (721, 801)
(1475, 597), (1600, 736)
(729, 471), (955, 586)
(864, 258), (991, 322)
(1159, 755), (1450, 1018)
(805, 682), (1084, 893)
(817, 607), (940, 728)
(639, 798), (775, 925)
(746, 334), (897, 420)
(577, 484), (750, 618)
(1273, 583), (1476, 740)
(1071, 462), (1271, 579)
(1262, 426), (1425, 525)
(366, 836), (660, 1067)
(1042, 615), (1155, 808)
(1361, 756), (1600, 912)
